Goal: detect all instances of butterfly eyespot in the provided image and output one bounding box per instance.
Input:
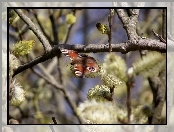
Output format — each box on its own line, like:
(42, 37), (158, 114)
(87, 67), (96, 72)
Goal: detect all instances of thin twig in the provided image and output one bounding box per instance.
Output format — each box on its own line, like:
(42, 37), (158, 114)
(31, 68), (64, 91)
(18, 24), (29, 37)
(108, 9), (114, 100)
(137, 10), (161, 37)
(126, 70), (135, 124)
(56, 58), (63, 84)
(64, 9), (77, 44)
(126, 81), (131, 123)
(31, 9), (52, 44)
(10, 24), (29, 41)
(49, 9), (58, 45)
(108, 9), (113, 52)
(152, 29), (166, 44)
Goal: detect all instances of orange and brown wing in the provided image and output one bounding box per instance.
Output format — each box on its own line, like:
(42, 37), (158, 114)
(61, 48), (99, 77)
(85, 57), (99, 73)
(60, 48), (79, 60)
(73, 63), (86, 77)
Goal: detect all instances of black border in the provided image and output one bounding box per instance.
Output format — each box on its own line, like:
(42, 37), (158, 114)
(7, 6), (167, 125)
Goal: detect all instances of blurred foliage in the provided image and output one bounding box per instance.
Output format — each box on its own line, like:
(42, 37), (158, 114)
(11, 40), (35, 56)
(133, 51), (165, 78)
(103, 53), (127, 81)
(77, 99), (150, 124)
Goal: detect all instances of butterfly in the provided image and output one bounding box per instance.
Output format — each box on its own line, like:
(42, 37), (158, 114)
(60, 48), (99, 78)
(96, 23), (109, 34)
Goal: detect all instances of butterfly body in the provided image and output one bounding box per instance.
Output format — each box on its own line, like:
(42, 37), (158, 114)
(60, 48), (99, 78)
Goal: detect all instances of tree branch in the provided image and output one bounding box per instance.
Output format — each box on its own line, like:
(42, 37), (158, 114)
(31, 68), (64, 91)
(152, 29), (166, 43)
(12, 50), (55, 77)
(12, 39), (166, 78)
(8, 2), (52, 52)
(116, 9), (140, 41)
(60, 39), (165, 53)
(64, 9), (77, 44)
(108, 9), (113, 52)
(31, 9), (52, 44)
(49, 9), (58, 45)
(148, 76), (165, 124)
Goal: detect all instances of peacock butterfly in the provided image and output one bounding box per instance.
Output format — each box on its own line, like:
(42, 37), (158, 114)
(60, 48), (99, 78)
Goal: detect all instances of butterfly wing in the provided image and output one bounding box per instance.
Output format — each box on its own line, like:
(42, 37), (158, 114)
(60, 48), (99, 78)
(73, 63), (98, 78)
(73, 63), (86, 77)
(60, 48), (79, 60)
(61, 48), (85, 77)
(85, 57), (99, 74)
